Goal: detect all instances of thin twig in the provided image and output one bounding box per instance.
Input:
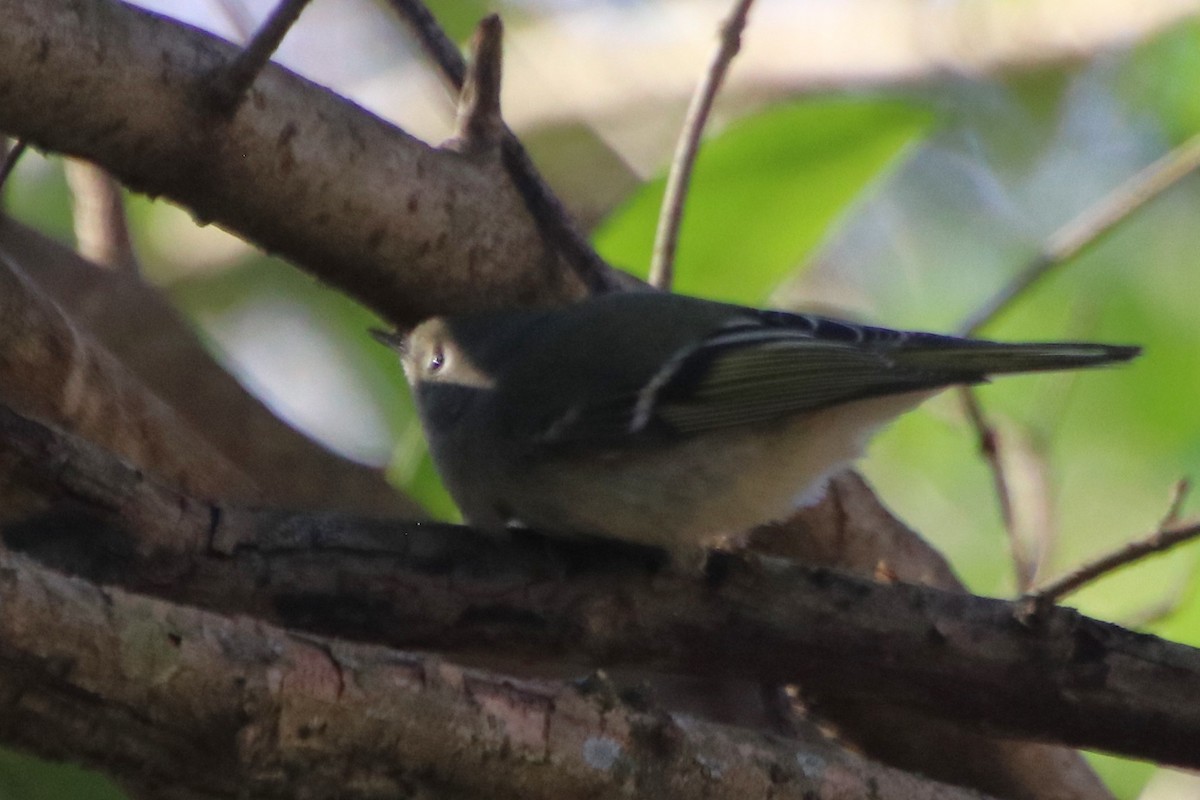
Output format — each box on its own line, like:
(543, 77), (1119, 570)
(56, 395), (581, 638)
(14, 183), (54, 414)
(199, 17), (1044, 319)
(1028, 480), (1197, 607)
(959, 389), (1036, 590)
(649, 0), (756, 292)
(384, 2), (632, 294)
(954, 136), (1200, 591)
(64, 159), (139, 273)
(0, 139), (29, 195)
(207, 0), (314, 114)
(959, 131), (1200, 337)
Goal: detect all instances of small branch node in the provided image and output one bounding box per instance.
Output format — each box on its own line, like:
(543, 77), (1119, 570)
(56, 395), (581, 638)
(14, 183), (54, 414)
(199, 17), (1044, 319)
(387, 1), (628, 294)
(205, 0), (313, 115)
(451, 15), (506, 155)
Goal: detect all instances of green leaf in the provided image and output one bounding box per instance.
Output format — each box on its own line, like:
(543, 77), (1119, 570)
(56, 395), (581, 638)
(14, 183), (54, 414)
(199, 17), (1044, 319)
(592, 98), (931, 305)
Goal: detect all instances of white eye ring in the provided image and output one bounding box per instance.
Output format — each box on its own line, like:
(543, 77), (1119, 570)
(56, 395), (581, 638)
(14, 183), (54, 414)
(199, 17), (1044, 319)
(428, 347), (445, 373)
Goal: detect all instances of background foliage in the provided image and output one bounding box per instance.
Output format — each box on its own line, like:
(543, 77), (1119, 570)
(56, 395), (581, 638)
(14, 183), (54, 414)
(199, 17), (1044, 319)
(4, 1), (1200, 797)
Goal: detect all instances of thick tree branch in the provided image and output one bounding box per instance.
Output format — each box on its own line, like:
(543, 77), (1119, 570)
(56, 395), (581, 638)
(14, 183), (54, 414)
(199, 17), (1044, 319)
(2, 404), (1199, 769)
(0, 547), (995, 800)
(0, 0), (601, 326)
(0, 218), (421, 516)
(753, 484), (1110, 800)
(0, 252), (255, 501)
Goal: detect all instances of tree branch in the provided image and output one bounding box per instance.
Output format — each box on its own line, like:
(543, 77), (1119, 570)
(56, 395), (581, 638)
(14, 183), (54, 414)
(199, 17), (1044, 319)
(3, 403), (1200, 768)
(384, 2), (640, 295)
(1028, 480), (1199, 608)
(0, 0), (601, 326)
(958, 130), (1200, 337)
(0, 217), (421, 516)
(0, 251), (255, 501)
(0, 545), (995, 800)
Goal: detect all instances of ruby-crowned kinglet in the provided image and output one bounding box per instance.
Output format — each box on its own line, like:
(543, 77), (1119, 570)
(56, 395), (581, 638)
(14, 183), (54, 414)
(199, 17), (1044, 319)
(374, 292), (1138, 562)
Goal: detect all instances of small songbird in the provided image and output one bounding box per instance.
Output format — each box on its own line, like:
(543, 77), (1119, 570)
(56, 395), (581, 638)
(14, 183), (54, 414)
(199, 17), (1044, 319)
(374, 292), (1139, 562)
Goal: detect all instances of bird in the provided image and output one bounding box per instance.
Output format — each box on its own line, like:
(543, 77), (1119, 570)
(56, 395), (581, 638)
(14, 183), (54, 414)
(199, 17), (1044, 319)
(373, 291), (1139, 563)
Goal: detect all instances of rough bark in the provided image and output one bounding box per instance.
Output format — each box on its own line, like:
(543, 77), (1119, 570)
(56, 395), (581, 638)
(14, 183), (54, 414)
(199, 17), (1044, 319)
(0, 546), (998, 800)
(2, 404), (1198, 770)
(752, 478), (1113, 800)
(0, 2), (1180, 798)
(0, 0), (597, 327)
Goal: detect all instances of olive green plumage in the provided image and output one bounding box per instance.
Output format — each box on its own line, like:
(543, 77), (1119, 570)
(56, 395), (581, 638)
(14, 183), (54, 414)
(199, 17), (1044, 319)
(376, 291), (1139, 560)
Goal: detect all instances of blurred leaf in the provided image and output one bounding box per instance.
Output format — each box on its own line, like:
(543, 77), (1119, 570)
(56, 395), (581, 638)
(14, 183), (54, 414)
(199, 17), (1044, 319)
(592, 98), (931, 305)
(1119, 19), (1200, 143)
(389, 414), (461, 523)
(1084, 751), (1156, 800)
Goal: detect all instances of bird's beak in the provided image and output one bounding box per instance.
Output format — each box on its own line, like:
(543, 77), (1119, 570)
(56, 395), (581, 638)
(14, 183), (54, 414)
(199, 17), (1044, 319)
(369, 328), (408, 353)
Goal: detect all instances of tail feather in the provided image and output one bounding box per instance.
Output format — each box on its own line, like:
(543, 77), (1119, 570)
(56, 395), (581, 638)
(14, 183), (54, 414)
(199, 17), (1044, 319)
(897, 341), (1141, 376)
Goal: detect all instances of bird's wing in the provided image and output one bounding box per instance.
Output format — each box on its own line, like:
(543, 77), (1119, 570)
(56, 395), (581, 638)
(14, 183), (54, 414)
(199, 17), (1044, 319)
(535, 310), (980, 445)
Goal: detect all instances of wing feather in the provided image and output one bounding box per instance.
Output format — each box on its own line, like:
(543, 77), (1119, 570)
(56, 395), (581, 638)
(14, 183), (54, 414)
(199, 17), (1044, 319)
(536, 311), (965, 444)
(532, 307), (1131, 445)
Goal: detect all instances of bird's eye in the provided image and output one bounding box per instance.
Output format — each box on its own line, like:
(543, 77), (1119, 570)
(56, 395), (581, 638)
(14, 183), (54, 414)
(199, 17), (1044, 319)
(428, 347), (445, 373)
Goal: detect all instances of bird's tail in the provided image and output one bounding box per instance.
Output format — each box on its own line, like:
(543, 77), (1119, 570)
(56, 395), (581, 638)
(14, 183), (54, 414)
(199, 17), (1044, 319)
(897, 339), (1141, 376)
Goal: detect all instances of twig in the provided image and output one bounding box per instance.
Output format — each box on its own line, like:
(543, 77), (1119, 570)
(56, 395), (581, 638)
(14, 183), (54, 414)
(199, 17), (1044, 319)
(64, 159), (139, 273)
(384, 3), (632, 294)
(206, 0), (314, 114)
(649, 0), (756, 291)
(1028, 480), (1197, 607)
(959, 389), (1036, 590)
(0, 138), (28, 194)
(953, 136), (1200, 590)
(959, 130), (1200, 337)
(452, 16), (505, 152)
